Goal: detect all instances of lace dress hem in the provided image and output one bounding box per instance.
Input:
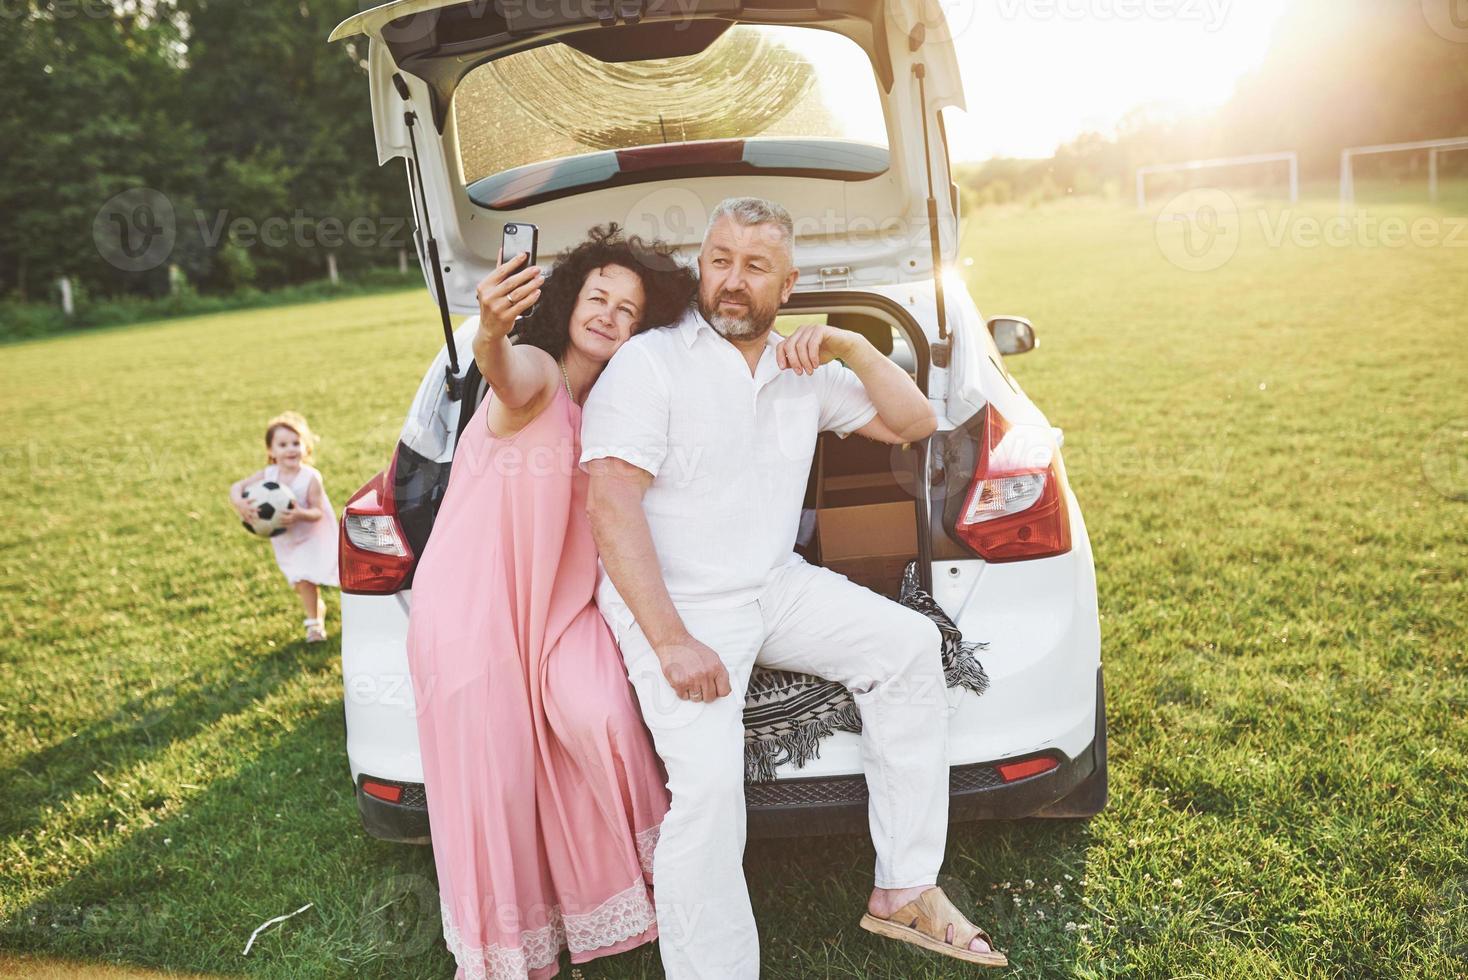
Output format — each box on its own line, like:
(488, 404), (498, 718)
(439, 822), (662, 980)
(440, 877), (658, 980)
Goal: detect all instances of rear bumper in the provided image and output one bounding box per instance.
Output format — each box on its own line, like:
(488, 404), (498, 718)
(353, 739), (1098, 845)
(354, 774), (431, 845)
(747, 730), (1099, 839)
(354, 666), (1105, 844)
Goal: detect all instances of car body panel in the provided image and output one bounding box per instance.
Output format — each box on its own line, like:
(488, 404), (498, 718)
(342, 590), (424, 784)
(330, 0), (966, 312)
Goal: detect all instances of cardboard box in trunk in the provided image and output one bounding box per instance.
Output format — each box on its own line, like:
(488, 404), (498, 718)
(817, 501), (918, 597)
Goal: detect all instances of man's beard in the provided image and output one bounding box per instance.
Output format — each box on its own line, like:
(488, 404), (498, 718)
(700, 288), (776, 340)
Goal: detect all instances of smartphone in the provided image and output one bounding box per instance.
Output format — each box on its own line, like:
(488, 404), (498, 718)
(501, 222), (538, 269)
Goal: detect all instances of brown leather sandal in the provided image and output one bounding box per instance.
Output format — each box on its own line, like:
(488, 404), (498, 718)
(859, 886), (1009, 967)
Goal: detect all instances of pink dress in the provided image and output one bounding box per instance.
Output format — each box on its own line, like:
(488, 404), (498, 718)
(264, 463), (339, 587)
(405, 382), (669, 980)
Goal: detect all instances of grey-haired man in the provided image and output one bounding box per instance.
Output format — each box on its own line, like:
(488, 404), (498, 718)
(579, 197), (1006, 975)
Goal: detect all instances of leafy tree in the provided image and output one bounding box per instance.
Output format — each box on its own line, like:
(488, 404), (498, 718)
(174, 0), (407, 290)
(0, 2), (202, 300)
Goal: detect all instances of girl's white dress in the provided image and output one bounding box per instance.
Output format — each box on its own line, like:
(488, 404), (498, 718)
(264, 463), (340, 588)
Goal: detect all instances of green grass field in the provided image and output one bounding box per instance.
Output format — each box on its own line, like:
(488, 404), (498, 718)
(2, 184), (1466, 978)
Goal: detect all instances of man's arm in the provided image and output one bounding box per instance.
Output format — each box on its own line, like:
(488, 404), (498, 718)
(585, 457), (732, 703)
(775, 323), (937, 444)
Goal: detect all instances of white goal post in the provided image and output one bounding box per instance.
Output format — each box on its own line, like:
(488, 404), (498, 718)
(1135, 152), (1299, 211)
(1340, 137), (1468, 210)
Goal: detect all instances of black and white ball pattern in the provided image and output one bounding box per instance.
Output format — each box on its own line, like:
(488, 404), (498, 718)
(240, 480), (298, 537)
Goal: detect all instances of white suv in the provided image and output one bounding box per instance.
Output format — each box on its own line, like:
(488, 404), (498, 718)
(329, 0), (1105, 844)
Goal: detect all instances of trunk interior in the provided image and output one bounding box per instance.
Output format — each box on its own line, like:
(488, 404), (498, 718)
(791, 308), (925, 599)
(797, 431), (921, 598)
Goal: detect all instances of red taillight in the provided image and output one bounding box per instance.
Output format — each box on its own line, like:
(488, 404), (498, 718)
(953, 404), (1072, 561)
(996, 755), (1059, 782)
(339, 451), (415, 595)
(360, 779), (403, 803)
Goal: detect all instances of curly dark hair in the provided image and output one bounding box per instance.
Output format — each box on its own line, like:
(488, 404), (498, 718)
(509, 223), (697, 359)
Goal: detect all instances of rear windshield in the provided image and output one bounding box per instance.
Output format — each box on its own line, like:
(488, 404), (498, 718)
(453, 24), (889, 208)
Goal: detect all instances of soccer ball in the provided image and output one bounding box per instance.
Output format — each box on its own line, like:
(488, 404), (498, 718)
(240, 480), (297, 537)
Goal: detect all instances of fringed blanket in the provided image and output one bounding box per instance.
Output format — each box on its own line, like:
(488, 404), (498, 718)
(741, 561), (991, 783)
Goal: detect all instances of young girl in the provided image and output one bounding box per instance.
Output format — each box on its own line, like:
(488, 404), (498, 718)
(229, 411), (339, 642)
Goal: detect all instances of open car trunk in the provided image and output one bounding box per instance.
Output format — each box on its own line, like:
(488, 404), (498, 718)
(787, 294), (930, 597)
(379, 289), (939, 596)
(330, 0), (966, 314)
(800, 432), (923, 597)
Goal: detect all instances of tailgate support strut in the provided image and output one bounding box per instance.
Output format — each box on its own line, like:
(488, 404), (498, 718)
(397, 73), (464, 402)
(913, 62), (949, 345)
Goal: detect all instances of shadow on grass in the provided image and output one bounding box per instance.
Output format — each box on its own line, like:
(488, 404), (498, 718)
(1, 695), (452, 977)
(0, 636), (336, 841)
(742, 817), (1097, 978)
(4, 679), (1100, 978)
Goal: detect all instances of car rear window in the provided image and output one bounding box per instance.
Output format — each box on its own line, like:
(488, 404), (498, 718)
(453, 24), (889, 207)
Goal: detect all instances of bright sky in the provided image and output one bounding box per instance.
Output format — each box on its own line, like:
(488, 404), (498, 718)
(938, 0), (1289, 160)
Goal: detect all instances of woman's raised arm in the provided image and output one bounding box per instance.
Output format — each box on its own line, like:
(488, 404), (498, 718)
(471, 249), (556, 410)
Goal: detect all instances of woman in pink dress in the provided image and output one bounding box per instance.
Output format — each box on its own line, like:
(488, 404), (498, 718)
(406, 224), (696, 980)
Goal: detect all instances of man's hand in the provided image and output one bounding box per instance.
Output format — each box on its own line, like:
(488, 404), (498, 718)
(654, 634), (732, 702)
(777, 319), (937, 444)
(774, 321), (869, 375)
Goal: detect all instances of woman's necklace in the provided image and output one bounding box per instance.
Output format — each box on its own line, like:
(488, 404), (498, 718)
(559, 358), (575, 403)
(485, 361), (576, 439)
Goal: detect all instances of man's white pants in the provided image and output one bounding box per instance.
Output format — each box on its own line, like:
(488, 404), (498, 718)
(599, 558), (950, 979)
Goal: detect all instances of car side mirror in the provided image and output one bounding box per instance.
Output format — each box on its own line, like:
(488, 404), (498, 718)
(987, 316), (1036, 356)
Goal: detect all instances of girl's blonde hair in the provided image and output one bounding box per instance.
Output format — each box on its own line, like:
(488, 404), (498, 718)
(263, 411), (321, 466)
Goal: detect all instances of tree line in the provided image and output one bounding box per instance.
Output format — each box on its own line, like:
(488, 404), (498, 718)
(0, 0), (407, 305)
(3, 0), (1465, 307)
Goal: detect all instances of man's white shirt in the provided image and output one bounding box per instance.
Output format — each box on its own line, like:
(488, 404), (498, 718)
(578, 305), (879, 613)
